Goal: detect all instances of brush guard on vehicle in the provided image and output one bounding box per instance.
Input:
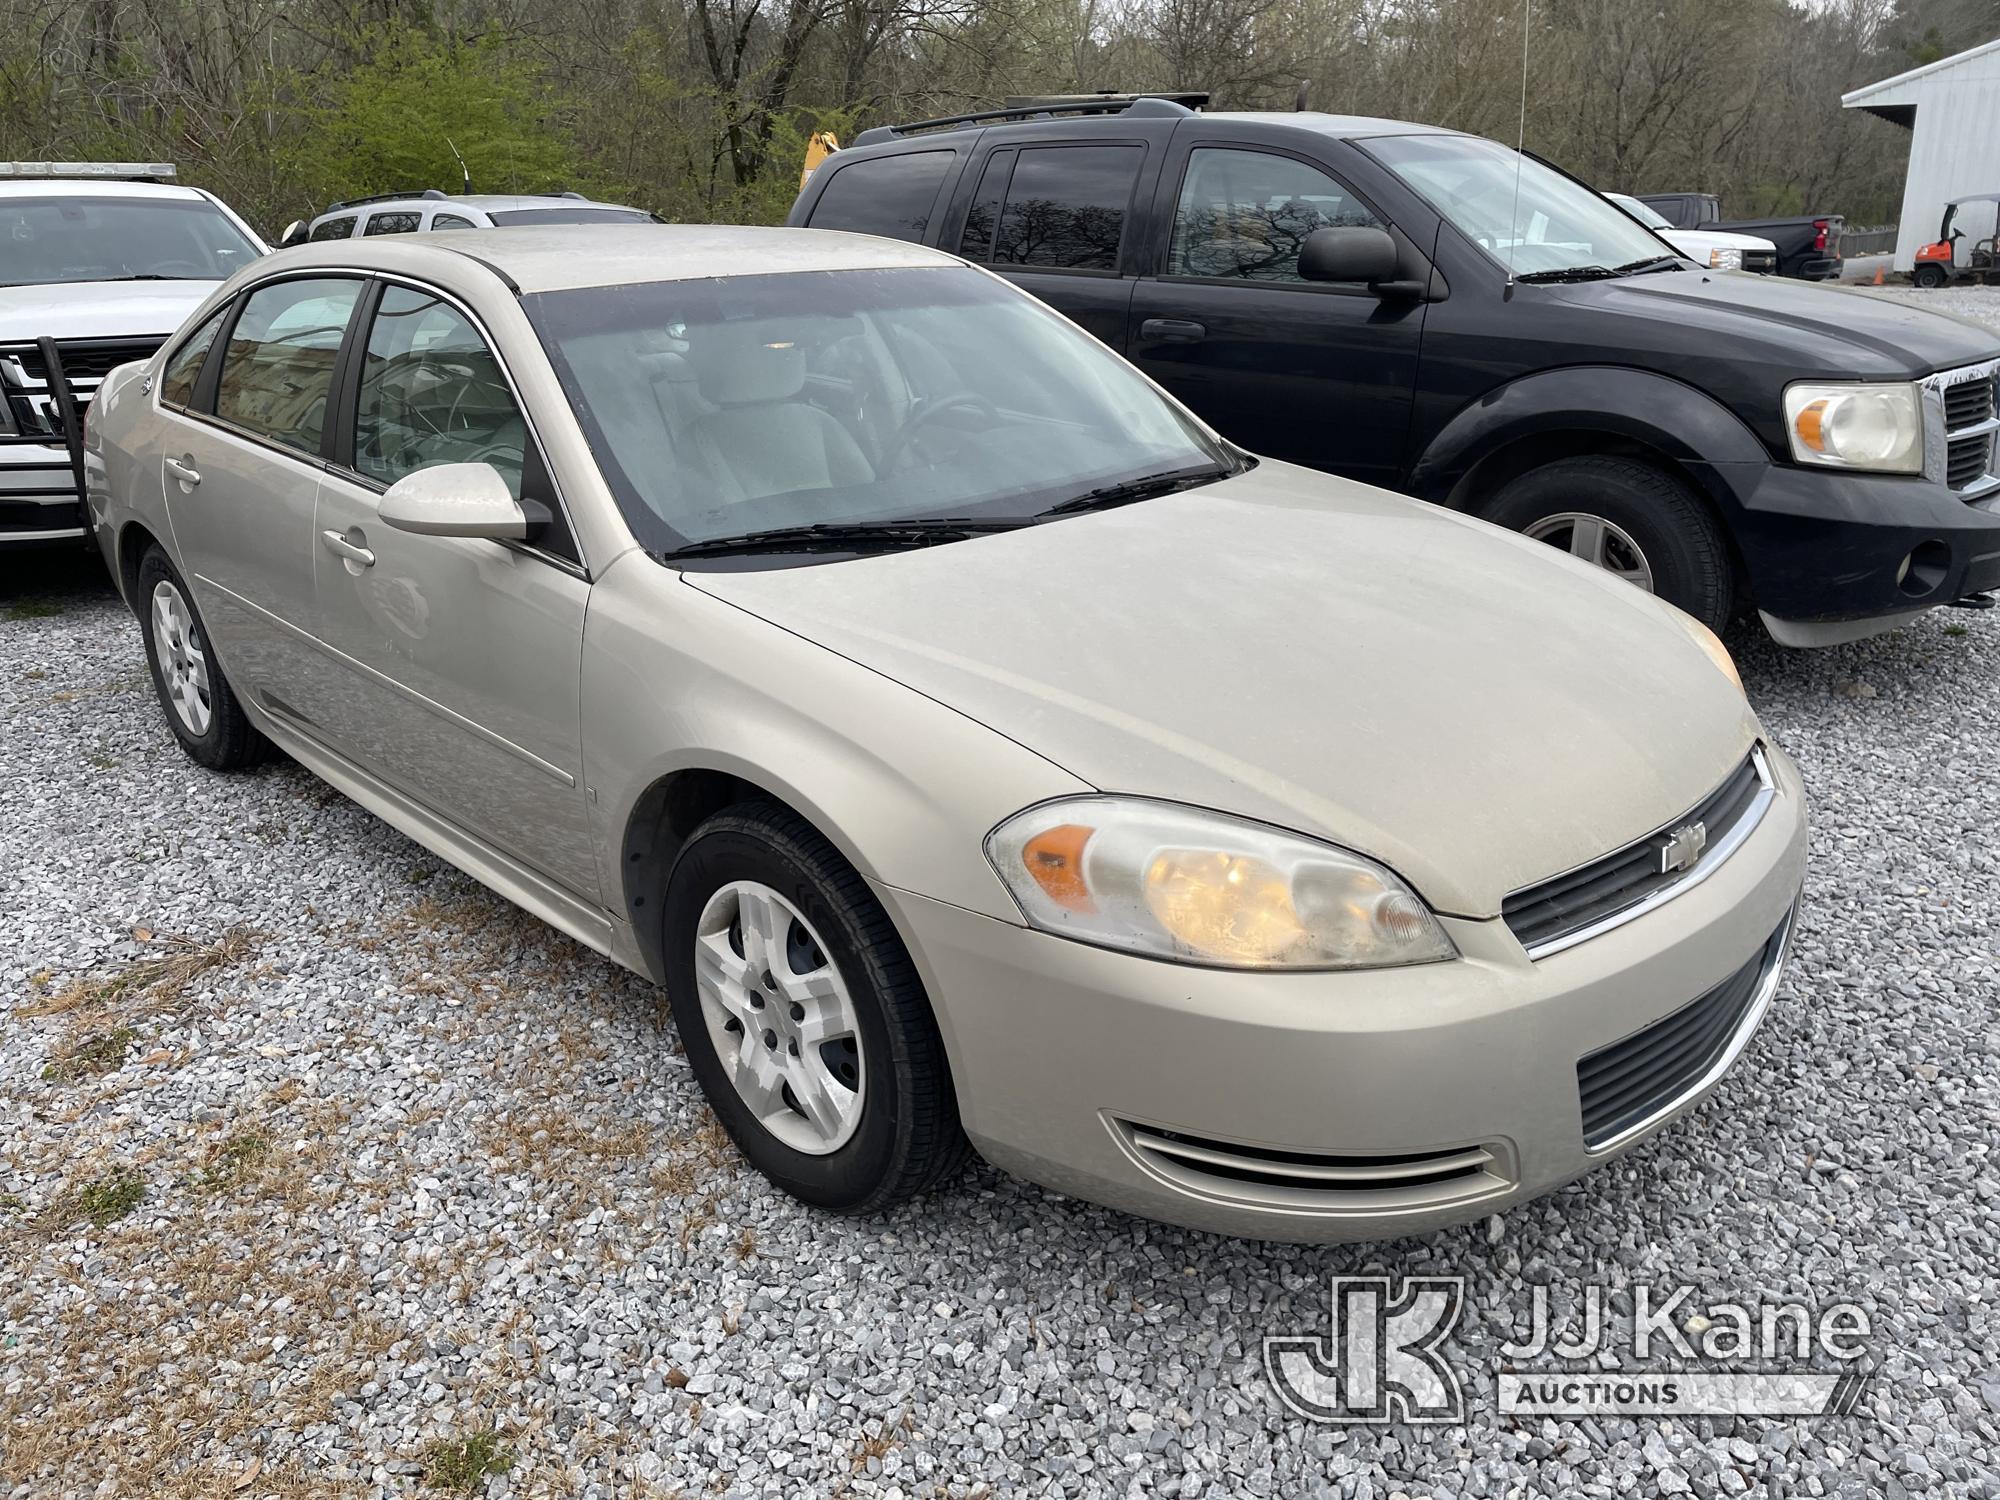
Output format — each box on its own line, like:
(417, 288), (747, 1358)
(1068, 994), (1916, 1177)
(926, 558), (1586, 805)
(0, 335), (155, 541)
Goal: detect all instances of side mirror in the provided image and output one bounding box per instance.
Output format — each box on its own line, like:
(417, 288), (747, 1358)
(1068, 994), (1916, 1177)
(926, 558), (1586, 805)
(378, 463), (529, 539)
(1299, 226), (1418, 296)
(279, 220), (307, 247)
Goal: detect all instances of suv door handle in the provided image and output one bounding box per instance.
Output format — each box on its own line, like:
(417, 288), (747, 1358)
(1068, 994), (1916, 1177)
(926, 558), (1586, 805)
(320, 529), (376, 568)
(1139, 318), (1206, 344)
(164, 456), (201, 487)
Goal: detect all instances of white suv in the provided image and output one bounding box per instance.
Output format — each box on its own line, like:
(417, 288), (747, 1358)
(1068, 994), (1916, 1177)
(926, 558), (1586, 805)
(286, 190), (654, 245)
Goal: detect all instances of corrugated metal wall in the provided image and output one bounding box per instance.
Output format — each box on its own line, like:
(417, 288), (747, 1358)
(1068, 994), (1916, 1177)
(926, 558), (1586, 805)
(1848, 44), (2000, 270)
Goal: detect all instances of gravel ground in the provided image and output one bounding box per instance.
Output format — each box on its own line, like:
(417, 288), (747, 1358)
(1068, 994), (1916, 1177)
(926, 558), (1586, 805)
(3, 536), (1998, 1500)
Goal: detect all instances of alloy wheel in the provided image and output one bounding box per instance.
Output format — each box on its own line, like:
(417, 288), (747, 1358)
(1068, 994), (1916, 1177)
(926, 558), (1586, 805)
(1522, 511), (1657, 592)
(150, 580), (214, 736)
(693, 880), (866, 1154)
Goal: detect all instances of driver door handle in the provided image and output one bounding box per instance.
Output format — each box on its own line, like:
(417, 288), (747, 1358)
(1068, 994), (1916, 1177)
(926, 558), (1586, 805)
(320, 529), (375, 568)
(1140, 318), (1206, 344)
(164, 456), (201, 486)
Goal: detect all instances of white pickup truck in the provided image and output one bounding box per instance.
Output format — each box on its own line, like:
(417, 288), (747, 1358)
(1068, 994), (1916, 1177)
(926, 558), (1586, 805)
(1605, 192), (1778, 274)
(1, 163), (264, 549)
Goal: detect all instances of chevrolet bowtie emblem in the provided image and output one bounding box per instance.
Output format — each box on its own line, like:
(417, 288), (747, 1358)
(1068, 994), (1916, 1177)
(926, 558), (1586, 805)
(1659, 821), (1707, 876)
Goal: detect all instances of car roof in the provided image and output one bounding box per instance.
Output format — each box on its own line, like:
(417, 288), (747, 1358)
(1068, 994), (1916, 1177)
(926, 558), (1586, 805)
(315, 193), (641, 218)
(267, 224), (963, 295)
(0, 179), (209, 201)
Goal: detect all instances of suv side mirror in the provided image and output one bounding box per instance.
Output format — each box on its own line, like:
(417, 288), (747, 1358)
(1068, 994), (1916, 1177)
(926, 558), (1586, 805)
(279, 221), (307, 248)
(379, 463), (530, 539)
(1299, 226), (1419, 297)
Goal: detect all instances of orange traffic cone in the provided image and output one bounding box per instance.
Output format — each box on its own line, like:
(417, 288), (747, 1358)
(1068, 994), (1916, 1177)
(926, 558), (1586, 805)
(1874, 265), (1886, 285)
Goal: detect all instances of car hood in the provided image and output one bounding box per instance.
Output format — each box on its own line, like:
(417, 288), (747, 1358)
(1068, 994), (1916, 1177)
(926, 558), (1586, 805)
(1551, 270), (1998, 378)
(0, 280), (218, 341)
(683, 462), (1761, 917)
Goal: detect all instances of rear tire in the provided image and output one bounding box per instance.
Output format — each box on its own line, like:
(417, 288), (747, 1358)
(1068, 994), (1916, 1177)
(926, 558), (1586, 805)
(663, 799), (971, 1213)
(1914, 263), (1949, 289)
(1481, 456), (1734, 632)
(135, 546), (268, 771)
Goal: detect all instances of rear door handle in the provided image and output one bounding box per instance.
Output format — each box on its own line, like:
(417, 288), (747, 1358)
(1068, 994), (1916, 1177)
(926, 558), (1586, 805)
(1139, 318), (1206, 344)
(320, 529), (375, 568)
(164, 456), (201, 487)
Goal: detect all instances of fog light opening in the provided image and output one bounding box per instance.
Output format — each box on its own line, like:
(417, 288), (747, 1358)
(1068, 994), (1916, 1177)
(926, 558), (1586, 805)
(1899, 540), (1952, 599)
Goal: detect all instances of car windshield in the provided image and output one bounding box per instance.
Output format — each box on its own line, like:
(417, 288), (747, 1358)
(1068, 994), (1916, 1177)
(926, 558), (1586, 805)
(0, 195), (260, 285)
(1364, 135), (1670, 277)
(1607, 193), (1674, 232)
(487, 207), (652, 227)
(526, 265), (1233, 553)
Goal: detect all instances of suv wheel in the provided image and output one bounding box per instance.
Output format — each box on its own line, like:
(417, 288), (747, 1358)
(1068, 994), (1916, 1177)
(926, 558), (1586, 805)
(136, 547), (268, 770)
(1482, 456), (1733, 631)
(663, 800), (971, 1212)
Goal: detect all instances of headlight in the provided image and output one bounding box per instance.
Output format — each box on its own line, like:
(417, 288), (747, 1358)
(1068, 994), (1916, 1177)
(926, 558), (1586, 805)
(1707, 248), (1744, 271)
(1668, 609), (1742, 694)
(985, 797), (1455, 970)
(1783, 382), (1922, 473)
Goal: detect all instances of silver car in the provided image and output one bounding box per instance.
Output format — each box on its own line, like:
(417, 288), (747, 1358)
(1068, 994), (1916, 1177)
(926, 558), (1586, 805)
(85, 226), (1806, 1242)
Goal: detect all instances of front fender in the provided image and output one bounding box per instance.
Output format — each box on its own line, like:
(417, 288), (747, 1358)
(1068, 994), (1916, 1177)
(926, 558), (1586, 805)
(1410, 365), (1772, 505)
(582, 553), (1090, 958)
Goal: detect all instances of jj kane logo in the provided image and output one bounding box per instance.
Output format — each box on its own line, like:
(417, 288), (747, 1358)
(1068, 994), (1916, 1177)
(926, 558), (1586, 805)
(1265, 1277), (1872, 1424)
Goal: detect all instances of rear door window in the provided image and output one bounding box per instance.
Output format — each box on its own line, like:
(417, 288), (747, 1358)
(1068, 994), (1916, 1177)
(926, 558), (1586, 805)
(807, 152), (955, 243)
(214, 277), (364, 456)
(985, 145), (1143, 271)
(363, 211), (421, 236)
(429, 213), (477, 232)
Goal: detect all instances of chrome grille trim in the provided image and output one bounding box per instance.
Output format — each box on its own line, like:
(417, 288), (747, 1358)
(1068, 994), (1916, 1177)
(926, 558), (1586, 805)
(1922, 358), (2000, 500)
(1505, 746), (1776, 961)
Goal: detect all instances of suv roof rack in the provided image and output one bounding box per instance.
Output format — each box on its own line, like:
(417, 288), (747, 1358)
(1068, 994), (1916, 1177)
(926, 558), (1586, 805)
(0, 161), (177, 182)
(852, 93), (1207, 147)
(325, 187), (450, 212)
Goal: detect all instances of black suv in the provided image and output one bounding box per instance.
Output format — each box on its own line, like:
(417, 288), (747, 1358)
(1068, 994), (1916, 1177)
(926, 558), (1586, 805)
(789, 97), (2000, 644)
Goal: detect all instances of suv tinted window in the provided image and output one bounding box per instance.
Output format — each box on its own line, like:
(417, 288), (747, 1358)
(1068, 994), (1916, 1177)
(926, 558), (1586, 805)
(430, 213), (477, 231)
(808, 152), (953, 243)
(364, 211), (421, 236)
(988, 146), (1141, 271)
(215, 278), (363, 455)
(354, 285), (529, 501)
(1169, 149), (1383, 282)
(309, 216), (356, 242)
(158, 309), (227, 409)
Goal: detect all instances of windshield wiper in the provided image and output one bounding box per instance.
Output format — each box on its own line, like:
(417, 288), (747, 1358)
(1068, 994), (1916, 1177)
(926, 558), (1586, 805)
(1613, 255), (1684, 275)
(1038, 462), (1234, 518)
(656, 517), (1028, 561)
(1513, 264), (1618, 284)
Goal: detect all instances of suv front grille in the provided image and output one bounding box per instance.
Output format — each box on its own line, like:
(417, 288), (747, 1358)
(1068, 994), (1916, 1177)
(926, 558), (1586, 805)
(1503, 749), (1772, 958)
(1932, 362), (2000, 499)
(1113, 1119), (1514, 1213)
(0, 336), (163, 443)
(1576, 908), (1793, 1150)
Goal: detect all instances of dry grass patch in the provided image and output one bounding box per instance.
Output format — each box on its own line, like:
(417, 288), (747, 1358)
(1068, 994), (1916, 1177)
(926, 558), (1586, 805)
(418, 1427), (515, 1494)
(19, 926), (262, 1021)
(41, 1024), (135, 1083)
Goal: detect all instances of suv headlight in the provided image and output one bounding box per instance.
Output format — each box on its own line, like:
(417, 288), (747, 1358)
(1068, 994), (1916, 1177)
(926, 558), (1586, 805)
(1708, 248), (1744, 270)
(985, 797), (1455, 970)
(1783, 381), (1922, 474)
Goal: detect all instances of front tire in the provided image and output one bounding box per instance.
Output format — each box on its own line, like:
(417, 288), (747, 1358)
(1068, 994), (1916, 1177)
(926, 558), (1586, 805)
(663, 800), (970, 1212)
(135, 546), (267, 770)
(1913, 263), (1950, 289)
(1481, 456), (1734, 632)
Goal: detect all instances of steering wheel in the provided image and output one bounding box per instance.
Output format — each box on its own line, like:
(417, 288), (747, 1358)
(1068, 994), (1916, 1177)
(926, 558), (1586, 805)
(879, 391), (999, 470)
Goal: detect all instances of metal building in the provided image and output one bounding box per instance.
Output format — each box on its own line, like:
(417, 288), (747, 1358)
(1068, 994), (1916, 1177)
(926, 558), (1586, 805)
(1844, 38), (2000, 272)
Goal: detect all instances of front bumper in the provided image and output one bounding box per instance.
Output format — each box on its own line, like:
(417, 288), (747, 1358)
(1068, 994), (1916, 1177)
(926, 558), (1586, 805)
(1703, 458), (2000, 639)
(0, 444), (87, 546)
(882, 743), (1809, 1243)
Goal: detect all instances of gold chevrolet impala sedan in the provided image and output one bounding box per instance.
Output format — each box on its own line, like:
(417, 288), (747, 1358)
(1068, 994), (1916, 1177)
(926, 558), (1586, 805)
(83, 225), (1806, 1241)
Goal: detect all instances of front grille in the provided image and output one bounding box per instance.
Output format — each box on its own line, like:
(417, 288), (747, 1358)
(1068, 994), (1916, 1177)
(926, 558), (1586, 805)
(0, 336), (164, 442)
(1576, 912), (1790, 1150)
(1935, 364), (2000, 496)
(1743, 250), (1778, 274)
(1503, 750), (1770, 957)
(1114, 1120), (1514, 1212)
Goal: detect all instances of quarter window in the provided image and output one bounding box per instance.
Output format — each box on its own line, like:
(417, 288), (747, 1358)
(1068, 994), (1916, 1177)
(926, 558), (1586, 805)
(214, 278), (363, 455)
(807, 152), (954, 243)
(987, 145), (1142, 271)
(158, 309), (226, 409)
(308, 216), (356, 242)
(364, 211), (422, 236)
(354, 285), (529, 501)
(430, 213), (477, 232)
(1168, 149), (1384, 282)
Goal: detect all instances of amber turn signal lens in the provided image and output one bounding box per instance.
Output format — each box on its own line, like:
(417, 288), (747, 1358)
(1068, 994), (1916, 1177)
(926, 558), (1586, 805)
(1022, 823), (1096, 912)
(1794, 398), (1828, 454)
